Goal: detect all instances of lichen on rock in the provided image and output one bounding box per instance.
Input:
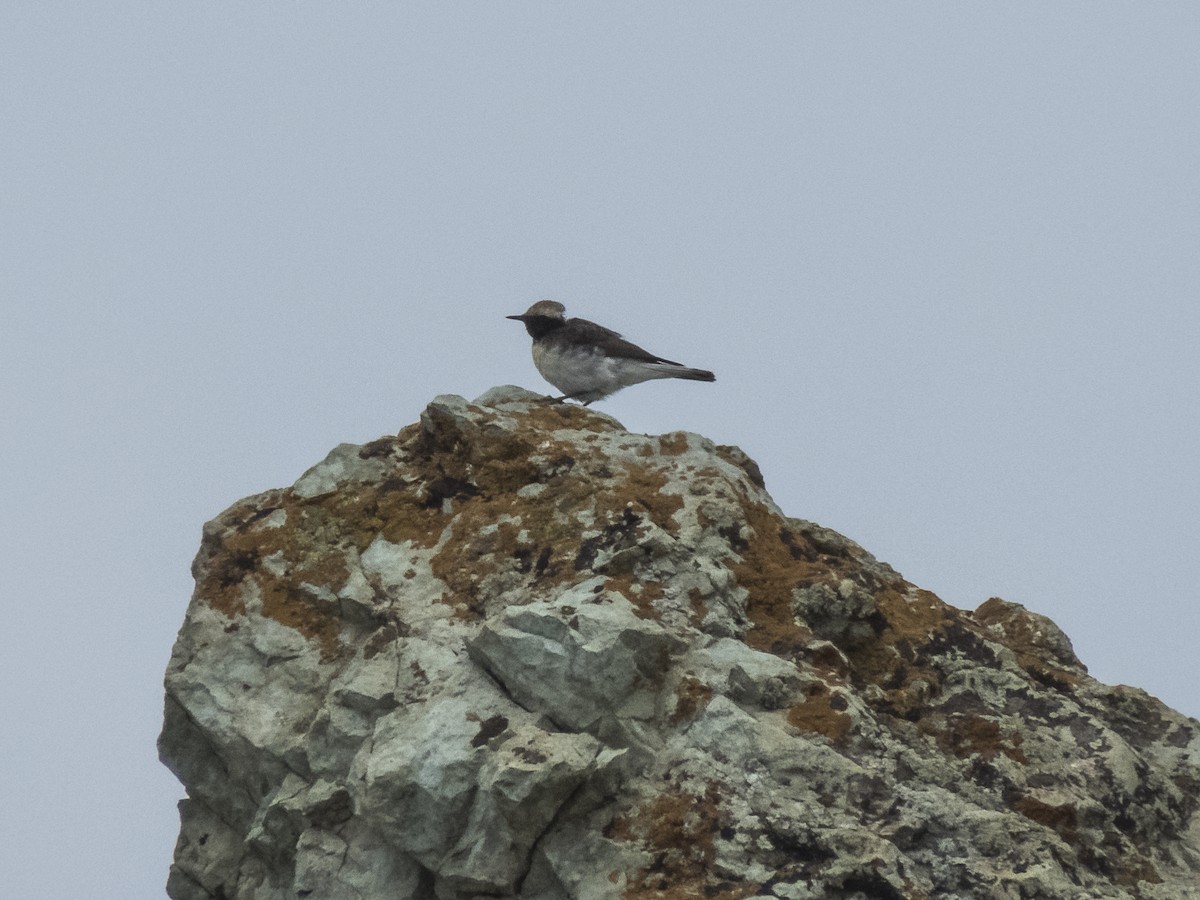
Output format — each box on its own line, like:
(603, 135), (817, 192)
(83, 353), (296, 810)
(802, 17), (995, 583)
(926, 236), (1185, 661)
(160, 386), (1200, 899)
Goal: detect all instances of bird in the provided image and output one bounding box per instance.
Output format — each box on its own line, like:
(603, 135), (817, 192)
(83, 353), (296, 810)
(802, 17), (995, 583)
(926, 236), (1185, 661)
(507, 300), (715, 405)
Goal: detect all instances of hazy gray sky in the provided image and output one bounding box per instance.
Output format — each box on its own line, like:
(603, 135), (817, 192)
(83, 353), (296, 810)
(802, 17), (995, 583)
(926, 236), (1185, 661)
(3, 4), (1197, 897)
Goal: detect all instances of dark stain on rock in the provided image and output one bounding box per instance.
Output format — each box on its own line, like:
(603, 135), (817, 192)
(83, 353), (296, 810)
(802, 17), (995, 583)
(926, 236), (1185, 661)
(839, 873), (906, 900)
(470, 714), (509, 748)
(575, 507), (643, 571)
(305, 789), (353, 828)
(534, 545), (553, 578)
(717, 523), (749, 554)
(778, 527), (814, 561)
(514, 745), (548, 764)
(363, 623), (406, 660)
(422, 475), (479, 508)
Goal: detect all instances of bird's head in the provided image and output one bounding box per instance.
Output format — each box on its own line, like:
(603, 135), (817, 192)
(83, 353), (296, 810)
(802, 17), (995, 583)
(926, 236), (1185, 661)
(506, 300), (566, 324)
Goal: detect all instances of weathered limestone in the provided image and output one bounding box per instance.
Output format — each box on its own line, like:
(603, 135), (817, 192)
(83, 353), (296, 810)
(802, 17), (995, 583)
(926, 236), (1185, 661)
(161, 386), (1200, 898)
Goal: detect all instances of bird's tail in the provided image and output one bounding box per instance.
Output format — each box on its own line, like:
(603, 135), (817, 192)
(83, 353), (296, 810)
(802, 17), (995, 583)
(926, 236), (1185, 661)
(670, 366), (715, 382)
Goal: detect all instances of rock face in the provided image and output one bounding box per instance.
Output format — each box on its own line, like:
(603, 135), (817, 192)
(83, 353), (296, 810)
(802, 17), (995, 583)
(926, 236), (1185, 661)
(160, 387), (1200, 899)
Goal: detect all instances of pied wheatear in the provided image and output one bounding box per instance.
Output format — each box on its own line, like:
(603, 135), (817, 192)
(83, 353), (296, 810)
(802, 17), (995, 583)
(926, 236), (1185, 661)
(507, 300), (715, 405)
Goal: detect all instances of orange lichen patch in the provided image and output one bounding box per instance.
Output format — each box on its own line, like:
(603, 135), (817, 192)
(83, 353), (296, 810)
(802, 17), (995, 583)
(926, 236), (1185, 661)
(609, 783), (754, 900)
(357, 432), (406, 459)
(712, 445), (765, 489)
(973, 598), (1084, 692)
(728, 499), (867, 660)
(802, 641), (851, 680)
(671, 675), (714, 724)
(1111, 858), (1164, 889)
(404, 422), (586, 609)
(204, 549), (254, 618)
(786, 682), (853, 743)
(325, 486), (439, 547)
(1013, 796), (1165, 889)
(258, 579), (343, 662)
(874, 587), (946, 639)
(194, 421), (518, 655)
(726, 497), (1035, 725)
(433, 518), (529, 619)
(844, 586), (954, 717)
(426, 473), (610, 616)
(605, 577), (665, 621)
(195, 493), (364, 659)
(922, 713), (1027, 764)
(657, 433), (690, 456)
(515, 400), (612, 434)
(415, 414), (683, 615)
(275, 545), (352, 661)
(617, 464), (685, 533)
(1014, 795), (1079, 842)
(411, 413), (545, 502)
(195, 404), (688, 654)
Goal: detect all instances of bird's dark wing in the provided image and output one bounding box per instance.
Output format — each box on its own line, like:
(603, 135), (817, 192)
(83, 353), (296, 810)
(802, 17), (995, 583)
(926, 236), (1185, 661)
(564, 318), (685, 366)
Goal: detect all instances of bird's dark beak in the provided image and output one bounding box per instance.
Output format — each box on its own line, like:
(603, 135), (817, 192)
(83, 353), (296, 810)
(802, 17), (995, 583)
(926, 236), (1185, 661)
(506, 314), (526, 321)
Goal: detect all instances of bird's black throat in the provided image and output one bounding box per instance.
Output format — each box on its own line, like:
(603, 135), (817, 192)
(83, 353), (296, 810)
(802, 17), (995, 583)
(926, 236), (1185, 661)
(521, 315), (564, 341)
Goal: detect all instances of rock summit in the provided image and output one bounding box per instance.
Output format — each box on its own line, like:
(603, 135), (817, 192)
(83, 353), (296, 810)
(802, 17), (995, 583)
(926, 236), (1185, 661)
(160, 387), (1200, 899)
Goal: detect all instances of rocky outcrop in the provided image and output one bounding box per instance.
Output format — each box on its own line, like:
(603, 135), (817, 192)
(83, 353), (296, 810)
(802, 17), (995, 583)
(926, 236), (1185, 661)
(160, 387), (1200, 899)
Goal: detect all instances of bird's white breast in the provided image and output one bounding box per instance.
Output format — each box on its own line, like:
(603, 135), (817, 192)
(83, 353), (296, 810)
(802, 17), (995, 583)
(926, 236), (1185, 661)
(533, 343), (616, 395)
(532, 342), (680, 400)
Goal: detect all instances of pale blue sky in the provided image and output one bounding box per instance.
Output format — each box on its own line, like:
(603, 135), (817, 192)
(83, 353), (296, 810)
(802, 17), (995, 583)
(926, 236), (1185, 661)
(2, 4), (1197, 897)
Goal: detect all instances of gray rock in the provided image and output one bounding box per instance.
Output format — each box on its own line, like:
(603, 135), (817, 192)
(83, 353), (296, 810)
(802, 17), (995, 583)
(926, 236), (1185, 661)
(467, 593), (686, 732)
(160, 389), (1200, 898)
